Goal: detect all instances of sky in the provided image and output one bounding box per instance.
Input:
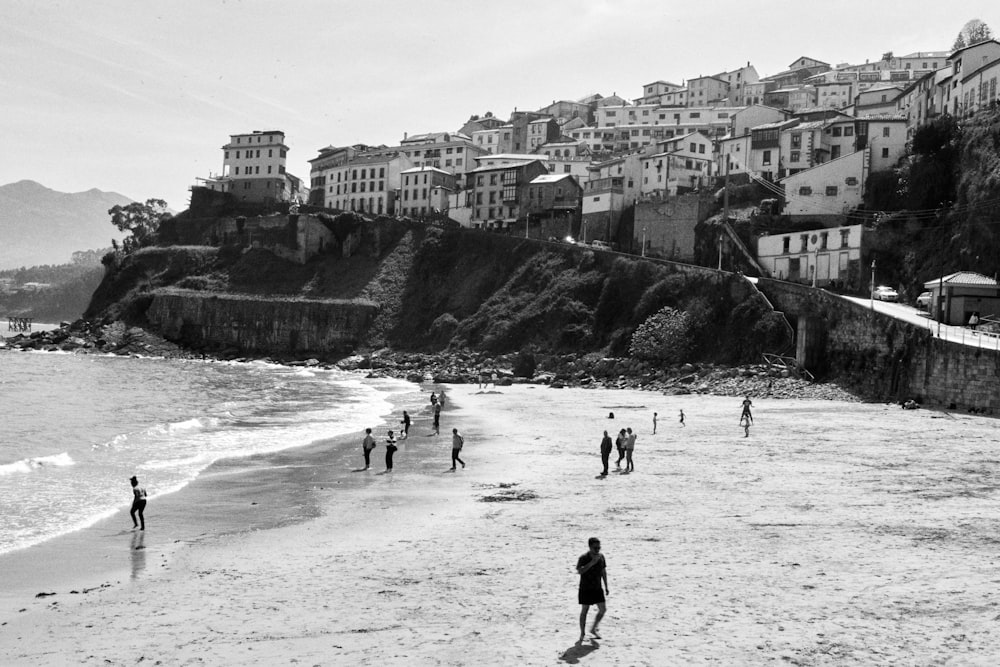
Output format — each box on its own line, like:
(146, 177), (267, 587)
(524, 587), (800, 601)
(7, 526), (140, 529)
(2, 0), (998, 210)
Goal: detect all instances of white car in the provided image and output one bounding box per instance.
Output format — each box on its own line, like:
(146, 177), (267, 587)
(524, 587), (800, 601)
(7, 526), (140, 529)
(590, 240), (612, 250)
(873, 285), (899, 302)
(915, 291), (932, 309)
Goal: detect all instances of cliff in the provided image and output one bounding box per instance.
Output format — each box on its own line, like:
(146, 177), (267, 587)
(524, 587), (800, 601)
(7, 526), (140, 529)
(85, 215), (789, 362)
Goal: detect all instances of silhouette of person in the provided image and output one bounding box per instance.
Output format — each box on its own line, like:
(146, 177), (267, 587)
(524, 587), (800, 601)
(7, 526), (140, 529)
(129, 475), (147, 530)
(576, 537), (608, 641)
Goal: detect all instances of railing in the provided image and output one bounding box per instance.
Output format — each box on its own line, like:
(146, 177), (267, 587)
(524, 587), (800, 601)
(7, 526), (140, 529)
(762, 352), (815, 381)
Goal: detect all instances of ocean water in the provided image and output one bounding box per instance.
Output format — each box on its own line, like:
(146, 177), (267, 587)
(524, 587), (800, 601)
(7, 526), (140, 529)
(0, 350), (408, 556)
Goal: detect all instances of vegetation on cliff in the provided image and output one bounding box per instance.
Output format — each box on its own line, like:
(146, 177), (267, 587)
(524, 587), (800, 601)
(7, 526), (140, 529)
(86, 219), (790, 366)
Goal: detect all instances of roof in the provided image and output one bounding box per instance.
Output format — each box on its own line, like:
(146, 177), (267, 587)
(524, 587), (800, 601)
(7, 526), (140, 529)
(949, 38), (1000, 59)
(469, 159), (546, 174)
(400, 166), (452, 175)
(924, 272), (999, 289)
(857, 114), (907, 122)
(529, 174), (575, 184)
(962, 55), (1000, 83)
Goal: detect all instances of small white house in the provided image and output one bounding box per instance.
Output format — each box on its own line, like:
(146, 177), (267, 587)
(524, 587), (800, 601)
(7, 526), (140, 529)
(757, 224), (864, 288)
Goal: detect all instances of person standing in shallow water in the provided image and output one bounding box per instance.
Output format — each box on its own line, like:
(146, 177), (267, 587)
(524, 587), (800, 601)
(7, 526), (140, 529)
(129, 476), (147, 530)
(400, 411), (411, 439)
(576, 537), (608, 641)
(385, 430), (398, 471)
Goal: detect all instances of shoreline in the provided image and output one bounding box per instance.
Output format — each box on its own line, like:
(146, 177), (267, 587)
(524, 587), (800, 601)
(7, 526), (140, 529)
(4, 385), (1000, 663)
(0, 373), (436, 616)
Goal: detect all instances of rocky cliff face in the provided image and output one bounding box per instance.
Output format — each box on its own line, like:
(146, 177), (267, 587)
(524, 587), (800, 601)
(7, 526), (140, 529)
(85, 218), (788, 362)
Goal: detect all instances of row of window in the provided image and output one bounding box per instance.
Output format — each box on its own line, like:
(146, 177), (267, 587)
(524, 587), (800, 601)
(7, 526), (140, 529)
(474, 206), (517, 220)
(225, 149), (285, 160)
(232, 134), (279, 145)
(405, 147), (464, 157)
(402, 189), (431, 201)
(328, 181), (385, 195)
(234, 165), (284, 176)
(780, 229), (852, 253)
(329, 196), (386, 214)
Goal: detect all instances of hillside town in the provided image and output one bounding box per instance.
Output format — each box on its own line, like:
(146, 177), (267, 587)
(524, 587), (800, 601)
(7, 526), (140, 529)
(189, 37), (1000, 298)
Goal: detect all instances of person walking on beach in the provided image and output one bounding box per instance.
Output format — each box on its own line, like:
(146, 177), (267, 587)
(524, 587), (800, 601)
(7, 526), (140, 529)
(625, 428), (636, 473)
(600, 430), (613, 476)
(362, 428), (377, 469)
(741, 416), (751, 438)
(439, 392), (446, 409)
(400, 411), (411, 439)
(576, 537), (608, 641)
(385, 430), (398, 471)
(450, 428), (465, 470)
(741, 395), (754, 425)
(129, 476), (147, 530)
(430, 392), (438, 407)
(679, 409), (685, 427)
(614, 429), (624, 469)
(653, 412), (658, 435)
(433, 401), (442, 435)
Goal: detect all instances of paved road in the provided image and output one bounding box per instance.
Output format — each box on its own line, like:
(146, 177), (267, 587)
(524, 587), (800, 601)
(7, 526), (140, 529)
(840, 294), (1000, 350)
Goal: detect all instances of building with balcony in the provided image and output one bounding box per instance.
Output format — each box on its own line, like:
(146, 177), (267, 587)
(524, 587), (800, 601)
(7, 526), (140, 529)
(524, 173), (582, 238)
(317, 147), (412, 215)
(468, 159), (549, 228)
(757, 223), (864, 287)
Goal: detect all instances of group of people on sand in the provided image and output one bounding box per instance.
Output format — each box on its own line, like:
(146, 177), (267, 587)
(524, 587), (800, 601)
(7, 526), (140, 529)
(361, 390), (465, 473)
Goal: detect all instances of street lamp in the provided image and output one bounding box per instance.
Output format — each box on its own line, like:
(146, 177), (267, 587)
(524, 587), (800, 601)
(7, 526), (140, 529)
(641, 225), (647, 257)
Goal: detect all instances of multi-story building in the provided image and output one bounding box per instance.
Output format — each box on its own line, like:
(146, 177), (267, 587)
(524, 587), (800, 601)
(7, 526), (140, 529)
(468, 159), (549, 228)
(317, 147), (412, 215)
(581, 153), (642, 233)
(495, 111), (559, 154)
(959, 54), (1000, 117)
(307, 144), (365, 206)
(535, 99), (594, 125)
(523, 174), (583, 226)
(397, 133), (485, 188)
(635, 80), (685, 105)
(687, 75), (730, 106)
(853, 84), (904, 116)
(757, 222), (864, 287)
(399, 166), (456, 218)
(778, 149), (868, 221)
(721, 63), (761, 106)
(471, 128), (501, 154)
(201, 130), (298, 203)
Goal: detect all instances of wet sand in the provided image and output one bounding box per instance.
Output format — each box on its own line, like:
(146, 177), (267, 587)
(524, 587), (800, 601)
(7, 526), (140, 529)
(2, 384), (999, 665)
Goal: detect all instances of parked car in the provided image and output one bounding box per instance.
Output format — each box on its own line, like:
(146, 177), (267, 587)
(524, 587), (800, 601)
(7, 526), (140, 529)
(873, 285), (899, 302)
(590, 240), (612, 250)
(915, 291), (932, 309)
(562, 236), (577, 245)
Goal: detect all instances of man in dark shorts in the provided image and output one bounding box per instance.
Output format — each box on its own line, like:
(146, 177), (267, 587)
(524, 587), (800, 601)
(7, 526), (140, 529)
(129, 475), (147, 530)
(576, 537), (608, 640)
(433, 401), (442, 435)
(614, 429), (626, 469)
(741, 395), (753, 425)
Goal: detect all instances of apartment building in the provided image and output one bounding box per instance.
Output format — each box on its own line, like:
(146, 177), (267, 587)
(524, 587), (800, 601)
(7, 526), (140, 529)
(959, 55), (1000, 117)
(687, 75), (730, 106)
(468, 159), (549, 227)
(635, 80), (685, 105)
(757, 223), (864, 286)
(397, 134), (485, 188)
(319, 148), (412, 215)
(399, 166), (456, 217)
(202, 130), (297, 203)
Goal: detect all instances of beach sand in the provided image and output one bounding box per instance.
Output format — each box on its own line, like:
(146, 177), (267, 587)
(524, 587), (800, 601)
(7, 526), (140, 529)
(2, 383), (1000, 665)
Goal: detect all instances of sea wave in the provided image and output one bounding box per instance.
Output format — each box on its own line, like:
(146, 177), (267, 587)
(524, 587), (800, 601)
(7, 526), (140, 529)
(0, 452), (75, 476)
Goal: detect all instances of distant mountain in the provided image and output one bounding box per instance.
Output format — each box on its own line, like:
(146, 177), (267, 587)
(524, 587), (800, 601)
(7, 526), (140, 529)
(0, 180), (132, 269)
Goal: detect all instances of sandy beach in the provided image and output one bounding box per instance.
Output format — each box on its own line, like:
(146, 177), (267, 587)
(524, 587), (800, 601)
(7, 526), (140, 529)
(3, 382), (1000, 665)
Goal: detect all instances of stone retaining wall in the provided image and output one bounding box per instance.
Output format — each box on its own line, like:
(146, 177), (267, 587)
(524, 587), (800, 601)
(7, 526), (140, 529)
(147, 289), (377, 355)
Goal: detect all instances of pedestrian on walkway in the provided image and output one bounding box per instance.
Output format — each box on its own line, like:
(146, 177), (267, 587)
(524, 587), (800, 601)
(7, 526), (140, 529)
(433, 401), (442, 435)
(576, 537), (608, 641)
(450, 428), (465, 470)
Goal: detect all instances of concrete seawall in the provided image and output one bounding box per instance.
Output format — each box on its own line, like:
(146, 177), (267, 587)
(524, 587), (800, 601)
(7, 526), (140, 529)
(147, 289), (378, 355)
(758, 278), (1000, 412)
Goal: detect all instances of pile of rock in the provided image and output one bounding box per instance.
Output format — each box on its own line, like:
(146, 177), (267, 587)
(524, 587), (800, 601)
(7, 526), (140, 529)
(2, 320), (192, 358)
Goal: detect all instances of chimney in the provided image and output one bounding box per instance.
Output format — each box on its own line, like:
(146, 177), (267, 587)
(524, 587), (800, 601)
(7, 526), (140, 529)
(404, 132), (408, 140)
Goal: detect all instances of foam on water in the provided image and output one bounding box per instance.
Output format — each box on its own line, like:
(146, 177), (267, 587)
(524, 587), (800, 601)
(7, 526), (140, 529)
(0, 353), (412, 555)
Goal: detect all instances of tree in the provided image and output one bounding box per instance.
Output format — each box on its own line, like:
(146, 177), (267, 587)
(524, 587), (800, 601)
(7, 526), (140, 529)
(108, 199), (170, 253)
(629, 306), (692, 363)
(953, 19), (992, 50)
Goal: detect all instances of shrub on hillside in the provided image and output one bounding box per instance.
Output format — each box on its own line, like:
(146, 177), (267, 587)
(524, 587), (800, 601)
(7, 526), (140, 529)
(429, 312), (459, 345)
(512, 349), (537, 378)
(629, 306), (692, 363)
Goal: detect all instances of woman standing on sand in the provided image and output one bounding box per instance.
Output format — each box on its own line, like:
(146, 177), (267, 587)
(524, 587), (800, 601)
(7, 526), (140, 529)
(385, 430), (398, 472)
(129, 476), (147, 530)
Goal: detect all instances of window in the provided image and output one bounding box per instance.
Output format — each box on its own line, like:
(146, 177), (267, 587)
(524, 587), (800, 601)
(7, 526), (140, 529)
(782, 237), (790, 253)
(844, 127), (854, 137)
(477, 176), (484, 186)
(845, 177), (859, 186)
(826, 186), (838, 196)
(790, 151), (801, 163)
(235, 151), (241, 159)
(268, 165), (272, 174)
(798, 186), (812, 195)
(690, 143), (697, 152)
(791, 133), (801, 149)
(502, 185), (517, 200)
(269, 149), (273, 157)
(490, 174), (498, 185)
(564, 165), (572, 173)
(489, 192), (496, 204)
(690, 112), (701, 118)
(881, 147), (890, 158)
(841, 230), (850, 247)
(762, 150), (772, 165)
(832, 127), (842, 137)
(698, 145), (705, 154)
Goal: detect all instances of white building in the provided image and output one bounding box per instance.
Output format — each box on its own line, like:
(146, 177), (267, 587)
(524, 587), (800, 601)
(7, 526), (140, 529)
(757, 223), (864, 286)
